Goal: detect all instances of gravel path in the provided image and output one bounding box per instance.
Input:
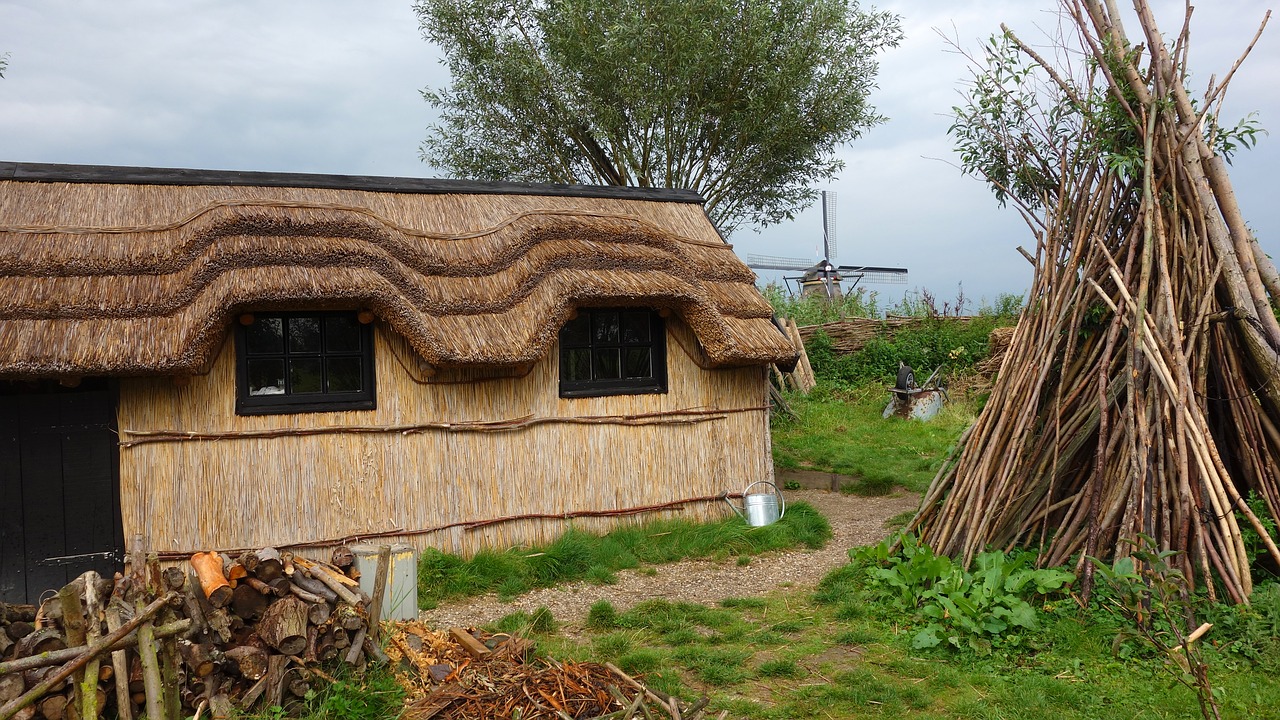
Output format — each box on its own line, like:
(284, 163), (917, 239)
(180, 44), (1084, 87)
(419, 489), (920, 630)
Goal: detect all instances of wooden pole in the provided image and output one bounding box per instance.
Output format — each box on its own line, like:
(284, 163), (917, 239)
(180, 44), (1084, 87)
(0, 593), (175, 720)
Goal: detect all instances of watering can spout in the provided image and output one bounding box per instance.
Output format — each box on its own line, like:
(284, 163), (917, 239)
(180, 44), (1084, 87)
(724, 481), (786, 527)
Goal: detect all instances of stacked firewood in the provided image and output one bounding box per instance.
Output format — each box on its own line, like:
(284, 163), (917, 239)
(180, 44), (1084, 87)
(0, 545), (388, 720)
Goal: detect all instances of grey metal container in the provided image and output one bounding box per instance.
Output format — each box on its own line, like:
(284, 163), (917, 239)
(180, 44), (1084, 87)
(350, 543), (418, 621)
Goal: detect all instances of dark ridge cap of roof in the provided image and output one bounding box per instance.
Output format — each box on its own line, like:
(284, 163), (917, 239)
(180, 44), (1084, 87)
(0, 161), (708, 204)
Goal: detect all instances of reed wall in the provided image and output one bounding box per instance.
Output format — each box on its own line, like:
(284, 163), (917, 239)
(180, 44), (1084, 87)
(116, 318), (774, 558)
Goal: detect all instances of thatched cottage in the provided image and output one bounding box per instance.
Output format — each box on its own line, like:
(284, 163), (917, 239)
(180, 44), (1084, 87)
(0, 162), (796, 604)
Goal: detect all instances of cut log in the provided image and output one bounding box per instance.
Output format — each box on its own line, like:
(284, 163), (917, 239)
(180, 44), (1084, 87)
(4, 623), (33, 641)
(15, 628), (65, 657)
(289, 574), (336, 604)
(203, 610), (232, 645)
(224, 561), (247, 587)
(178, 641), (218, 678)
(22, 666), (65, 694)
(0, 606), (35, 625)
(291, 559), (363, 605)
(334, 604), (365, 632)
(329, 628), (349, 650)
(0, 675), (23, 705)
(249, 549), (282, 583)
(189, 553), (232, 608)
(229, 585), (268, 623)
(306, 603), (331, 627)
(37, 693), (67, 720)
(223, 647), (268, 681)
(264, 656), (288, 710)
(287, 585), (326, 605)
(161, 567), (185, 593)
(256, 598), (307, 657)
(208, 693), (233, 720)
(285, 668), (309, 698)
(330, 546), (355, 570)
(241, 578), (281, 598)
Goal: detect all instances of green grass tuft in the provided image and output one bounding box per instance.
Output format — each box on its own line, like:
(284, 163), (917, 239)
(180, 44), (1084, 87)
(758, 658), (804, 679)
(586, 599), (619, 630)
(417, 503), (832, 607)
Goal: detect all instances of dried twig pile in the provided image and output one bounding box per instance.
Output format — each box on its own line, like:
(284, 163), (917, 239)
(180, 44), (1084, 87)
(911, 0), (1280, 602)
(392, 623), (723, 720)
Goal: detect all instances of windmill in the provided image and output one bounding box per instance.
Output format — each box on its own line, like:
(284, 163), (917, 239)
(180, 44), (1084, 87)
(746, 191), (908, 298)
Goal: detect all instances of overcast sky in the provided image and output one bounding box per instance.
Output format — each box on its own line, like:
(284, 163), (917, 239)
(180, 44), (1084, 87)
(1, 1), (1275, 310)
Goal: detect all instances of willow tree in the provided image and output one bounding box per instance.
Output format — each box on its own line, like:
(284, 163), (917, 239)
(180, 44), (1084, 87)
(910, 0), (1280, 604)
(414, 0), (901, 235)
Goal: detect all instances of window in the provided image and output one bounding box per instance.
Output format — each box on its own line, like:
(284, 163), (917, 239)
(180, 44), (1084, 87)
(235, 311), (376, 415)
(559, 308), (667, 397)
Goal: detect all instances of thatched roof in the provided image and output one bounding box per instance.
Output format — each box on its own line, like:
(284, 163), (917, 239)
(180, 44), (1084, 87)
(0, 162), (796, 379)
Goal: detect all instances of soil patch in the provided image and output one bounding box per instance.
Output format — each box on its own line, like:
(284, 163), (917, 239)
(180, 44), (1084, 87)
(419, 488), (920, 630)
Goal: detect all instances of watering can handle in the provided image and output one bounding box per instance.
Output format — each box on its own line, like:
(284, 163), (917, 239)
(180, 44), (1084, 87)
(722, 492), (745, 519)
(741, 481), (786, 521)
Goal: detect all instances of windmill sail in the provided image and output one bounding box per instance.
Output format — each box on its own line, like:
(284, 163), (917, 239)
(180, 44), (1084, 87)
(744, 190), (907, 295)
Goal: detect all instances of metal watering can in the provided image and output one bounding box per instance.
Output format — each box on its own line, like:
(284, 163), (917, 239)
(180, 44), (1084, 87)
(724, 481), (786, 527)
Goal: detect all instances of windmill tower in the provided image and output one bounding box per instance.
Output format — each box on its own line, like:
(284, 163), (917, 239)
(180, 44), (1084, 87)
(746, 191), (908, 298)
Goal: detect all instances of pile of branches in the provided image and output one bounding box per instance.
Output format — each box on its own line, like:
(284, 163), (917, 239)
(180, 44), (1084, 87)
(392, 623), (723, 719)
(911, 0), (1280, 603)
(0, 545), (387, 720)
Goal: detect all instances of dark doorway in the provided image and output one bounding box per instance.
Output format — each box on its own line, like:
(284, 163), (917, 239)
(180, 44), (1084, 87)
(0, 379), (124, 605)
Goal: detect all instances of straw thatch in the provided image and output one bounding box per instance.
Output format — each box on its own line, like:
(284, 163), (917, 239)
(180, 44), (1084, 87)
(0, 162), (796, 379)
(0, 162), (790, 558)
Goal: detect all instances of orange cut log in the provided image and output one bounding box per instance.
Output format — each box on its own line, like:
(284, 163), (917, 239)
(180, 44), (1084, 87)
(189, 552), (233, 608)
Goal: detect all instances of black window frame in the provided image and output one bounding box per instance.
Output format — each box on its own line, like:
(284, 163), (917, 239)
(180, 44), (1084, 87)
(234, 310), (376, 415)
(558, 308), (667, 398)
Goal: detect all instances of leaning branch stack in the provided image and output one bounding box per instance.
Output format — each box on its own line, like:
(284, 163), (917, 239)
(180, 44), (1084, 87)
(910, 0), (1280, 602)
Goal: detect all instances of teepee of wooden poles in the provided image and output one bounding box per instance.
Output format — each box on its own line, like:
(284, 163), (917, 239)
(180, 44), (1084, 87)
(910, 0), (1280, 603)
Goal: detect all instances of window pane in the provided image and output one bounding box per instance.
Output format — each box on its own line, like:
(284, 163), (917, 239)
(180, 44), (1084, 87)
(289, 357), (323, 394)
(561, 314), (590, 346)
(593, 311), (620, 344)
(565, 348), (592, 381)
(621, 311), (651, 343)
(325, 315), (362, 352)
(326, 357), (363, 393)
(288, 317), (322, 353)
(247, 359), (286, 395)
(245, 317), (283, 355)
(594, 348), (621, 379)
(624, 348), (652, 379)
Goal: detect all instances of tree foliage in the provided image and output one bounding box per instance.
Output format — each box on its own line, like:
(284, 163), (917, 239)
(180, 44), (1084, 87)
(414, 0), (901, 235)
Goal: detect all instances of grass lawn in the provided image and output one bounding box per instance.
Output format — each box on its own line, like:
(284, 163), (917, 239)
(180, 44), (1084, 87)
(770, 383), (978, 494)
(517, 578), (1280, 719)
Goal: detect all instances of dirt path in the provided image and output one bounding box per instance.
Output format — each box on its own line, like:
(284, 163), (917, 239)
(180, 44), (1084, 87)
(419, 489), (920, 630)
